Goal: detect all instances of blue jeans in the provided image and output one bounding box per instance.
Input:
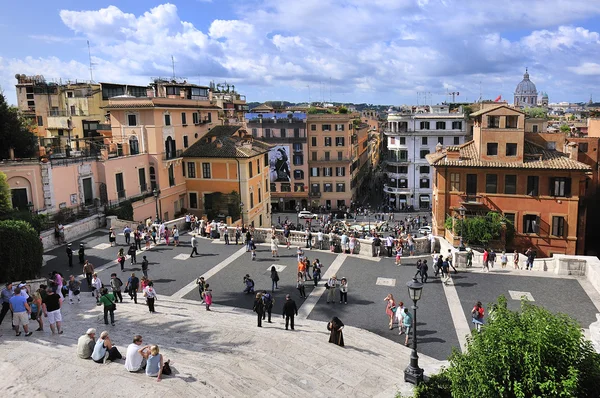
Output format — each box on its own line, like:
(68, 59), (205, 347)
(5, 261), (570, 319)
(272, 280), (278, 291)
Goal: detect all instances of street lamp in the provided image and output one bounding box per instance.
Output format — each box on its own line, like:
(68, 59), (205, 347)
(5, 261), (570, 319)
(457, 205), (467, 251)
(153, 189), (160, 223)
(295, 204), (300, 227)
(240, 202), (244, 226)
(404, 278), (424, 385)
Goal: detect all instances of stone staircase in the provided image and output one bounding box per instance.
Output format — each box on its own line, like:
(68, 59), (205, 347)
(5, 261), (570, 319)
(0, 293), (445, 397)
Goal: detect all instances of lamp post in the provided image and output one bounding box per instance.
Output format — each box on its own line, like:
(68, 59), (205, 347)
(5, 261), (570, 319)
(295, 204), (300, 227)
(404, 278), (424, 385)
(240, 202), (244, 226)
(153, 189), (160, 223)
(457, 205), (466, 251)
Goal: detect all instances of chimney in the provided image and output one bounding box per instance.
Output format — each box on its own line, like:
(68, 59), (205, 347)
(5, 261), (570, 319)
(446, 147), (460, 160)
(566, 141), (578, 159)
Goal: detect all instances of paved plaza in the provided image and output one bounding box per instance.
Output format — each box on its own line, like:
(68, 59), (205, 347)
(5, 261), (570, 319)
(39, 227), (600, 362)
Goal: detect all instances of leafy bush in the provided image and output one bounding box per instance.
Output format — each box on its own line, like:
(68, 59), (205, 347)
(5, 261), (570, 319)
(445, 211), (513, 247)
(0, 210), (49, 233)
(415, 296), (600, 398)
(0, 220), (43, 282)
(105, 200), (134, 221)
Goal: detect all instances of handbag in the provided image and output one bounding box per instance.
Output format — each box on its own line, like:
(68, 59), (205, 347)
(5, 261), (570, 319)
(110, 301), (117, 311)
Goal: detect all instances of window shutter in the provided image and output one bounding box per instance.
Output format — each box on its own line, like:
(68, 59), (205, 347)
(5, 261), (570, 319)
(535, 216), (540, 234)
(564, 178), (571, 197)
(549, 178), (555, 196)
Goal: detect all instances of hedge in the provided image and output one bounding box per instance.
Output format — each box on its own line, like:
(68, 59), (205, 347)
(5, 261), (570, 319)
(0, 220), (43, 283)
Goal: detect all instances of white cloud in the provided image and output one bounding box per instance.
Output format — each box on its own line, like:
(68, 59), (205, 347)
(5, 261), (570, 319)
(2, 1), (600, 105)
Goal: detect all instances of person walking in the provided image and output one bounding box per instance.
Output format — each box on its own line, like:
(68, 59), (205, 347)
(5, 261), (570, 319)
(196, 276), (206, 303)
(67, 275), (81, 304)
(513, 249), (520, 269)
(135, 230), (143, 251)
(110, 273), (124, 303)
(31, 287), (44, 332)
(0, 282), (14, 327)
(305, 228), (313, 249)
(500, 251), (508, 268)
(271, 235), (279, 257)
(326, 275), (338, 304)
(282, 294), (298, 330)
(428, 233), (436, 254)
(402, 308), (413, 346)
(123, 225), (132, 245)
(446, 249), (458, 274)
(125, 273), (140, 304)
(317, 230), (324, 250)
(482, 249), (489, 272)
(91, 331), (122, 364)
(173, 226), (180, 246)
(395, 245), (403, 266)
(66, 243), (73, 268)
(10, 287), (32, 337)
(249, 238), (257, 261)
(203, 283), (212, 311)
(253, 292), (265, 327)
(296, 272), (307, 299)
(141, 256), (149, 278)
(83, 260), (94, 290)
(270, 266), (279, 292)
(283, 226), (291, 249)
(489, 249), (497, 269)
(466, 248), (473, 268)
(234, 226), (241, 245)
(143, 282), (157, 313)
(471, 301), (485, 332)
(164, 227), (170, 246)
(91, 273), (102, 304)
(327, 317), (344, 347)
(190, 234), (199, 258)
(525, 248), (536, 270)
(78, 243), (86, 265)
(385, 235), (394, 257)
(128, 243), (137, 265)
(262, 291), (274, 323)
(99, 288), (116, 326)
(109, 228), (116, 246)
(117, 248), (126, 271)
(372, 234), (381, 257)
(339, 278), (348, 304)
(441, 257), (451, 286)
(384, 293), (397, 330)
(42, 287), (64, 334)
(223, 225), (230, 245)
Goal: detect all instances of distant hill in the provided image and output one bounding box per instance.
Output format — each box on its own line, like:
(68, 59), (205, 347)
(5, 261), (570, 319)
(247, 101), (392, 112)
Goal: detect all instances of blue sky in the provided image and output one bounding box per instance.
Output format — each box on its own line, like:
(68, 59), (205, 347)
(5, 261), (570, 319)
(1, 0), (600, 106)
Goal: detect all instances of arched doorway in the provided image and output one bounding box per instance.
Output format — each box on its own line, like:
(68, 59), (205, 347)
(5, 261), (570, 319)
(129, 136), (139, 155)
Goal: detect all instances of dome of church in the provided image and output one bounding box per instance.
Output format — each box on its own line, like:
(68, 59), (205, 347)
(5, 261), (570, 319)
(541, 91), (548, 98)
(515, 69), (537, 95)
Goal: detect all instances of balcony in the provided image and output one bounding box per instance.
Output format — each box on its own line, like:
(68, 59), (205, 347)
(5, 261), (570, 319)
(47, 116), (72, 130)
(309, 191), (322, 198)
(460, 194), (484, 205)
(162, 149), (183, 160)
(117, 189), (126, 199)
(383, 185), (411, 194)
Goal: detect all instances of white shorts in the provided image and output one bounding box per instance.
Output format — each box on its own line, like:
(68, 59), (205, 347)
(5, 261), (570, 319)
(47, 309), (62, 324)
(14, 311), (29, 326)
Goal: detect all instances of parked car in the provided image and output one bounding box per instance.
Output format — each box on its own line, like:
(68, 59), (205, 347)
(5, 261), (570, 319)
(298, 210), (318, 220)
(418, 226), (432, 235)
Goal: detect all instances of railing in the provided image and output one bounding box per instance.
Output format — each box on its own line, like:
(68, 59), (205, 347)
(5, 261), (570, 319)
(48, 110), (68, 117)
(309, 191), (322, 197)
(312, 156), (353, 162)
(97, 124), (111, 130)
(256, 136), (306, 143)
(117, 189), (126, 199)
(162, 149), (183, 160)
(460, 194), (483, 204)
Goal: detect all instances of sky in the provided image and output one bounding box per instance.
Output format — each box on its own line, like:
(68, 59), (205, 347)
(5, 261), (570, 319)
(1, 0), (600, 106)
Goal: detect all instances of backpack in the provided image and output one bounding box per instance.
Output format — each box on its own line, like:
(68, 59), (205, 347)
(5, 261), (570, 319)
(262, 293), (273, 308)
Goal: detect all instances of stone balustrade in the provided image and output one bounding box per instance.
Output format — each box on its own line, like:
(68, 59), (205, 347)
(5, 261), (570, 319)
(41, 214), (106, 251)
(214, 226), (433, 257)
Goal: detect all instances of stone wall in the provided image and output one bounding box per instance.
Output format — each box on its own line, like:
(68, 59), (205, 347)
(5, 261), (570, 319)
(214, 227), (432, 257)
(41, 214), (106, 251)
(107, 216), (189, 233)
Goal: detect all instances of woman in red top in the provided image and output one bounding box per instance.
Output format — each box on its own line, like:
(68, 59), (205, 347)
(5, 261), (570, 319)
(472, 301), (485, 332)
(482, 249), (489, 273)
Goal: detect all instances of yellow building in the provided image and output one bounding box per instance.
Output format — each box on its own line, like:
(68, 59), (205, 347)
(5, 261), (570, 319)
(182, 125), (272, 227)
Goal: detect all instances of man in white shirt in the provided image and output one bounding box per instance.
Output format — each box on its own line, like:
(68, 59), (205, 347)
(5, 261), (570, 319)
(428, 233), (436, 253)
(317, 230), (324, 250)
(124, 335), (151, 372)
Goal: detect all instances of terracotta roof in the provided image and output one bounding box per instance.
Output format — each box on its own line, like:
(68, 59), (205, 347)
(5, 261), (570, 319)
(426, 140), (591, 171)
(251, 103), (275, 112)
(469, 105), (524, 117)
(182, 125), (272, 159)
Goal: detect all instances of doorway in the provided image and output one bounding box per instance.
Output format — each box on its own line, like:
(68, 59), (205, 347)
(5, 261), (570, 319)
(82, 177), (93, 205)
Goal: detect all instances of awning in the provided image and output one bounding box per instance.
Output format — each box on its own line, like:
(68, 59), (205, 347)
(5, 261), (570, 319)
(419, 196), (430, 202)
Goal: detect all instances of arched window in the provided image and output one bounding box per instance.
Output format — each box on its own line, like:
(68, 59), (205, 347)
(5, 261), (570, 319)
(165, 136), (176, 159)
(129, 136), (139, 155)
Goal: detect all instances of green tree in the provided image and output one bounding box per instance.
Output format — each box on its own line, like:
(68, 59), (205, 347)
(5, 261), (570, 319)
(0, 219), (43, 282)
(415, 296), (600, 398)
(0, 93), (38, 159)
(523, 107), (548, 119)
(0, 171), (11, 213)
(444, 211), (512, 247)
(560, 124), (571, 133)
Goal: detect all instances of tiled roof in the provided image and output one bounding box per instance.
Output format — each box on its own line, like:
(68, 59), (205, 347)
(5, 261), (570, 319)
(182, 125), (272, 159)
(426, 140), (591, 171)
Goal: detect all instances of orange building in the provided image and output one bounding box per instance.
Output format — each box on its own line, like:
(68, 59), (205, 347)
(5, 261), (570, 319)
(427, 105), (591, 256)
(182, 126), (271, 227)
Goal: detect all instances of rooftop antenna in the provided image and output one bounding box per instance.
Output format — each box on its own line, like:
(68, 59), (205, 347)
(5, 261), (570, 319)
(171, 55), (175, 79)
(87, 41), (96, 82)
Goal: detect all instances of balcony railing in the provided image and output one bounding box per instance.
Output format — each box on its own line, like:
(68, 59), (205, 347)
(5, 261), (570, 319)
(311, 156), (353, 162)
(117, 189), (126, 199)
(255, 136), (306, 143)
(162, 149), (183, 160)
(309, 191), (322, 197)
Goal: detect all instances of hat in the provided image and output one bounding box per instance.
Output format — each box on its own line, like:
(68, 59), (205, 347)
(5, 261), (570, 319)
(18, 283), (26, 288)
(86, 328), (96, 335)
(67, 243), (72, 246)
(80, 243), (84, 246)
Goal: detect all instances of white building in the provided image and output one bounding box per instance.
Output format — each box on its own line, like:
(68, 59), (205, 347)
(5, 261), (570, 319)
(383, 105), (466, 210)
